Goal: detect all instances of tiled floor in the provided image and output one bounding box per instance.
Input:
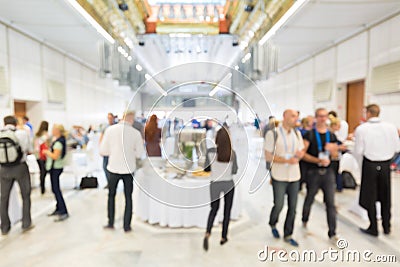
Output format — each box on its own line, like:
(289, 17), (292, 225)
(0, 153), (399, 266)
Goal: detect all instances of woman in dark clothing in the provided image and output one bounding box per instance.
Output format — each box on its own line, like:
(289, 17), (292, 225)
(44, 124), (69, 222)
(144, 115), (162, 156)
(203, 126), (237, 251)
(34, 121), (49, 194)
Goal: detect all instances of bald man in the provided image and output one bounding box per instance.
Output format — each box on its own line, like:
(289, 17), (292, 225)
(264, 109), (305, 246)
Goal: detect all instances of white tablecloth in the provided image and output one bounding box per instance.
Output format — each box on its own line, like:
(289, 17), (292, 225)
(339, 152), (361, 184)
(162, 137), (175, 157)
(133, 169), (241, 228)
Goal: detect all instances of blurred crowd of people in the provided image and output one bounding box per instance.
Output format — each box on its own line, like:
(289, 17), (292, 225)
(1, 105), (399, 253)
(261, 105), (399, 246)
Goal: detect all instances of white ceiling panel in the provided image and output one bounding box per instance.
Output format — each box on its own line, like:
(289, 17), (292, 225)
(0, 0), (399, 81)
(272, 0), (400, 70)
(134, 34), (241, 80)
(0, 0), (103, 67)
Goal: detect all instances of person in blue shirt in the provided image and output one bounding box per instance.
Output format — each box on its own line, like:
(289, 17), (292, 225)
(23, 116), (33, 137)
(192, 118), (200, 128)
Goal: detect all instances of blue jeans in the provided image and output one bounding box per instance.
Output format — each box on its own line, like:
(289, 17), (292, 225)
(50, 168), (68, 215)
(330, 160), (343, 191)
(269, 179), (299, 238)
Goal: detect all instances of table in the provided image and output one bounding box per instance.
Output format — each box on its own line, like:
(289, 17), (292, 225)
(133, 168), (242, 228)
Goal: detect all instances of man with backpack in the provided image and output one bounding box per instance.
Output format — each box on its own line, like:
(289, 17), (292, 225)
(0, 115), (33, 235)
(264, 109), (304, 247)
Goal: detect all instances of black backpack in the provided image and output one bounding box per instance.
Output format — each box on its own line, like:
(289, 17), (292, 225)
(0, 129), (23, 167)
(342, 171), (357, 189)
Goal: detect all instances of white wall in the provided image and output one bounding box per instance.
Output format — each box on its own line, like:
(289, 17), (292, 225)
(9, 29), (42, 102)
(337, 32), (368, 83)
(244, 14), (400, 127)
(0, 23), (12, 116)
(367, 14), (400, 127)
(0, 24), (138, 129)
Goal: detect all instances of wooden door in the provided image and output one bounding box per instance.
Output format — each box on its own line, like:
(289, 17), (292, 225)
(14, 101), (26, 120)
(346, 81), (365, 133)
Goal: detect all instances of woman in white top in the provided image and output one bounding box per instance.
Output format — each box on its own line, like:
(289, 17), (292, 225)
(203, 126), (237, 251)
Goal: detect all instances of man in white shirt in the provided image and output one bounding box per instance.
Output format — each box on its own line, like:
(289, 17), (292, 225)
(100, 111), (144, 232)
(0, 115), (33, 235)
(354, 104), (400, 236)
(264, 109), (305, 247)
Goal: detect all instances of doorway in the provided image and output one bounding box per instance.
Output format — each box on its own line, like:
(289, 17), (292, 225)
(346, 80), (365, 133)
(14, 101), (27, 120)
(13, 100), (42, 130)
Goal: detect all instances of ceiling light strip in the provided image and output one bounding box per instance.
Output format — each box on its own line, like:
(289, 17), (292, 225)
(209, 72), (232, 96)
(145, 74), (168, 96)
(65, 0), (115, 44)
(259, 0), (308, 46)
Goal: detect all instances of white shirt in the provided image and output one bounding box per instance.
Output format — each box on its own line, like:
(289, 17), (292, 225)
(100, 122), (145, 174)
(354, 117), (400, 162)
(264, 126), (304, 182)
(336, 119), (349, 143)
(207, 151), (234, 182)
(3, 125), (30, 162)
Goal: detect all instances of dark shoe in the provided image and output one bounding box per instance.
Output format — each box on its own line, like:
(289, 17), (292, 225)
(1, 228), (10, 235)
(203, 237), (209, 251)
(104, 185), (109, 189)
(271, 227), (280, 239)
(360, 227), (378, 237)
(54, 214), (69, 222)
(124, 227), (132, 233)
(383, 229), (390, 235)
(220, 238), (228, 245)
(103, 225), (114, 230)
(284, 237), (299, 247)
(48, 210), (60, 217)
(22, 224), (35, 233)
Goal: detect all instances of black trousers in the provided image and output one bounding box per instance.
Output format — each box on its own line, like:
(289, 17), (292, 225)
(206, 180), (235, 239)
(103, 157), (110, 184)
(37, 159), (47, 194)
(107, 172), (134, 230)
(302, 168), (336, 238)
(49, 169), (68, 215)
(360, 158), (391, 233)
(0, 163), (31, 232)
(299, 161), (309, 191)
